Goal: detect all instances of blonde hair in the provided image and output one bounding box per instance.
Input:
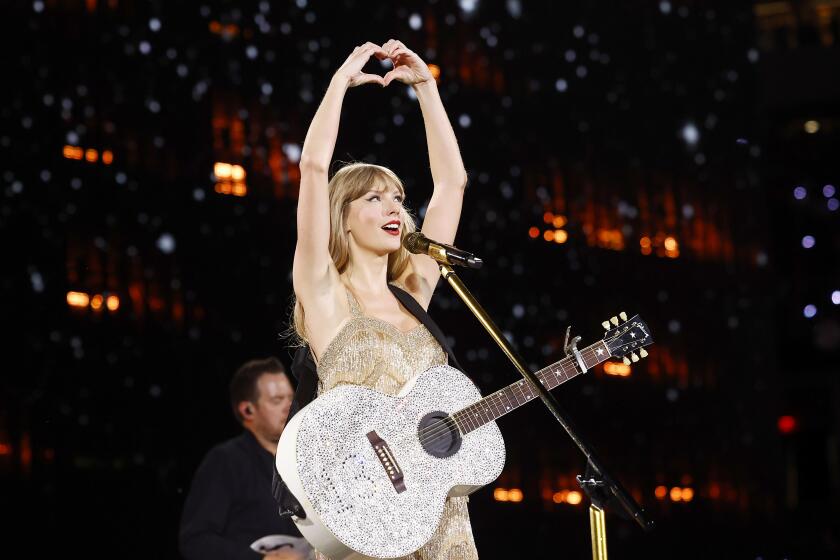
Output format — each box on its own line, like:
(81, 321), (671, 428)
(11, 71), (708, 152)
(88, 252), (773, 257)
(289, 162), (417, 345)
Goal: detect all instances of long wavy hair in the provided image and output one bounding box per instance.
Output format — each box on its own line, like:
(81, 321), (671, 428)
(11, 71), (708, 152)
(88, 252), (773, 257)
(289, 162), (418, 345)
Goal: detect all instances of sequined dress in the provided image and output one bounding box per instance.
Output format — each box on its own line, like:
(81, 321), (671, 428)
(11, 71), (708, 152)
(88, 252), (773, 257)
(312, 287), (479, 560)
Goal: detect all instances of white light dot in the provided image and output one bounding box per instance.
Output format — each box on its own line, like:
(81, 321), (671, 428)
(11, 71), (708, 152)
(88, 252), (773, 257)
(575, 65), (588, 78)
(555, 79), (568, 92)
(33, 0), (44, 13)
(246, 45), (258, 59)
(139, 41), (151, 55)
(66, 131), (79, 144)
(659, 1), (672, 14)
(573, 25), (585, 38)
(822, 184), (835, 198)
(831, 291), (840, 305)
(295, 0), (307, 7)
(157, 233), (176, 254)
(681, 123), (700, 145)
(176, 64), (188, 77)
(409, 13), (422, 30)
(282, 143), (301, 163)
(793, 186), (807, 200)
(149, 18), (161, 32)
(801, 235), (815, 249)
(803, 304), (817, 319)
(459, 0), (478, 14)
(564, 49), (576, 62)
(193, 188), (205, 201)
(261, 82), (273, 95)
(512, 304), (524, 318)
(458, 114), (471, 128)
(828, 198), (839, 211)
(506, 0), (522, 18)
(393, 114), (405, 126)
(747, 48), (759, 63)
(147, 99), (161, 113)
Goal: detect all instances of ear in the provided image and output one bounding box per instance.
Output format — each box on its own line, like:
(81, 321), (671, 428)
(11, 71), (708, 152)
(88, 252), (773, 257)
(238, 401), (254, 420)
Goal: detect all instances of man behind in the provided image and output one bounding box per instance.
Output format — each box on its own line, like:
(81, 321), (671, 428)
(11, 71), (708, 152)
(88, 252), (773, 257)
(180, 357), (306, 559)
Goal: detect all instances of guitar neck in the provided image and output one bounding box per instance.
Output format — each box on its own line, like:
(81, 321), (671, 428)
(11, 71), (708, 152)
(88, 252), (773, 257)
(452, 340), (611, 435)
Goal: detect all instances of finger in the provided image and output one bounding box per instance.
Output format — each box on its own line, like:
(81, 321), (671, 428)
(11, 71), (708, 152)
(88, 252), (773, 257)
(361, 42), (389, 60)
(390, 47), (410, 60)
(355, 73), (386, 87)
(382, 69), (403, 87)
(382, 39), (396, 53)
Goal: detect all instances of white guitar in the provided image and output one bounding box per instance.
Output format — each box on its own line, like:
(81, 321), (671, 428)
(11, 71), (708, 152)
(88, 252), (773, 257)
(276, 315), (652, 559)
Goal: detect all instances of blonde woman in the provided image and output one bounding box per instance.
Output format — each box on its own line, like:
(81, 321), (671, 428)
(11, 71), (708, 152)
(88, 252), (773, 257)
(291, 39), (477, 559)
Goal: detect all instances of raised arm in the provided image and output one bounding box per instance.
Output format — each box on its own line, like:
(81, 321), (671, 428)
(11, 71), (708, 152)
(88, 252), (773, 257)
(293, 43), (389, 301)
(382, 40), (468, 308)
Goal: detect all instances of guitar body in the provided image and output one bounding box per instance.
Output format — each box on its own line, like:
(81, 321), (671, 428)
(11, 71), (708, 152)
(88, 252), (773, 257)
(276, 364), (506, 559)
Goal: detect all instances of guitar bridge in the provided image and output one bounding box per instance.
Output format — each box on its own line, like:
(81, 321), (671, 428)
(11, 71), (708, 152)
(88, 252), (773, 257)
(366, 431), (406, 493)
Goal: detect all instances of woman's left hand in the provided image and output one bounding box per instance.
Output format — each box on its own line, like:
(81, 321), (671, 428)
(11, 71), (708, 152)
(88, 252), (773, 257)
(381, 40), (434, 87)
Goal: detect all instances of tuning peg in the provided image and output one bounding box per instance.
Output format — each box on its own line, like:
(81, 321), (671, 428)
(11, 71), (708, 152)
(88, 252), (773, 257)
(602, 321), (610, 330)
(619, 311), (627, 322)
(631, 352), (639, 362)
(640, 348), (648, 358)
(610, 316), (619, 326)
(622, 356), (631, 365)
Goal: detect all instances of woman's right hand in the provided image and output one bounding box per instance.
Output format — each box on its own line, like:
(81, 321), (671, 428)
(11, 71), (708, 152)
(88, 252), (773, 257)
(334, 42), (390, 87)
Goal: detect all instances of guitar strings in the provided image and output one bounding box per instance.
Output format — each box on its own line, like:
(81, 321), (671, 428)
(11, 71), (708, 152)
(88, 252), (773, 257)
(414, 344), (607, 448)
(413, 330), (647, 448)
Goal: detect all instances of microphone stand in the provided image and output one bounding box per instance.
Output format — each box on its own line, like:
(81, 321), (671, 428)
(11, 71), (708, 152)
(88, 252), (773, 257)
(438, 263), (654, 558)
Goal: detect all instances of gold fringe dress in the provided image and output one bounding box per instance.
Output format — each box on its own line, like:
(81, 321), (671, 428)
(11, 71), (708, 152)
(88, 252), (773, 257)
(312, 287), (479, 560)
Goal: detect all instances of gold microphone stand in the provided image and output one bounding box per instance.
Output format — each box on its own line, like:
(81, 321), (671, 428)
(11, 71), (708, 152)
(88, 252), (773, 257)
(438, 263), (612, 560)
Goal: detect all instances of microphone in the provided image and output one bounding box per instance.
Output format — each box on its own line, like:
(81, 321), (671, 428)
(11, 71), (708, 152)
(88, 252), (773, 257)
(403, 232), (483, 269)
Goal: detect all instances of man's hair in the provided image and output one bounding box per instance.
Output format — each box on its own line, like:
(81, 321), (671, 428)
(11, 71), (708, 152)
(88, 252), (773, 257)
(229, 357), (287, 424)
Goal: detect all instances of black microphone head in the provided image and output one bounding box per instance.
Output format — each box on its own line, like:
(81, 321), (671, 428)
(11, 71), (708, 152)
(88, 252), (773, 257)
(403, 232), (429, 254)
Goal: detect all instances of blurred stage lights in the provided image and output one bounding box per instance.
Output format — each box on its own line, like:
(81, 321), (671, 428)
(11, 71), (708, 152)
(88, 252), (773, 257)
(831, 291), (840, 305)
(803, 304), (817, 319)
(654, 485), (694, 502)
(213, 162), (247, 197)
(493, 487), (524, 502)
(603, 362), (631, 377)
(552, 490), (583, 505)
(63, 145), (114, 165)
(793, 186), (807, 200)
(803, 120), (820, 134)
(67, 291), (120, 312)
(801, 235), (815, 249)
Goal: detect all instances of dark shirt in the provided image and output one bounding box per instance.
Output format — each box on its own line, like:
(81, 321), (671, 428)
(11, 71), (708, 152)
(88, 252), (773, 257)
(180, 430), (301, 560)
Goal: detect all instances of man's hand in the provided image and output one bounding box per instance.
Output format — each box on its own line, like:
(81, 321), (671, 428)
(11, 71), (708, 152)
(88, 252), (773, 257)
(263, 547), (306, 560)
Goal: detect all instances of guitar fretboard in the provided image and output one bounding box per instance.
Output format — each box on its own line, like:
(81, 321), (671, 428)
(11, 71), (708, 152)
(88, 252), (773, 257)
(451, 340), (611, 435)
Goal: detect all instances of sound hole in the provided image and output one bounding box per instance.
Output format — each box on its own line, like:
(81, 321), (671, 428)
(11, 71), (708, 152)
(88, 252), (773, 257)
(418, 411), (462, 459)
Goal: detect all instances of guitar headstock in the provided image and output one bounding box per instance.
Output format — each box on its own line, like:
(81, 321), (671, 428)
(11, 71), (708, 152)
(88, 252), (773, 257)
(601, 313), (654, 365)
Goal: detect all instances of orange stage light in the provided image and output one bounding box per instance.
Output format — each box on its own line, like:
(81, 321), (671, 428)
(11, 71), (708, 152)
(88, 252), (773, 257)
(655, 485), (667, 499)
(106, 295), (120, 311)
(566, 491), (582, 505)
(493, 488), (509, 502)
(67, 291), (90, 308)
(102, 150), (114, 165)
(507, 488), (523, 502)
(85, 148), (98, 162)
(543, 230), (555, 242)
(554, 230), (568, 243)
(528, 227), (540, 238)
(90, 294), (104, 310)
(543, 211), (554, 224)
(428, 64), (441, 80)
(604, 362), (631, 377)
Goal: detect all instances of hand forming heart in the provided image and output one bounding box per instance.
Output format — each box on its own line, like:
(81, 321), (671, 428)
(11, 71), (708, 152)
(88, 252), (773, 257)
(335, 40), (434, 88)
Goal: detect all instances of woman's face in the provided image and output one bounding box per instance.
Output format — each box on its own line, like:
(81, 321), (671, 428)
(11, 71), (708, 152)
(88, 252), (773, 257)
(345, 182), (405, 257)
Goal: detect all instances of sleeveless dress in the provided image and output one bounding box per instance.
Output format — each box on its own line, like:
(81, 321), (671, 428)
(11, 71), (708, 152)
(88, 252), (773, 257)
(312, 287), (479, 560)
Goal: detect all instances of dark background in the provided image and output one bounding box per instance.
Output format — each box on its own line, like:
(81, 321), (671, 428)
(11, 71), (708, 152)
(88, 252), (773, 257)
(3, 0), (839, 557)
